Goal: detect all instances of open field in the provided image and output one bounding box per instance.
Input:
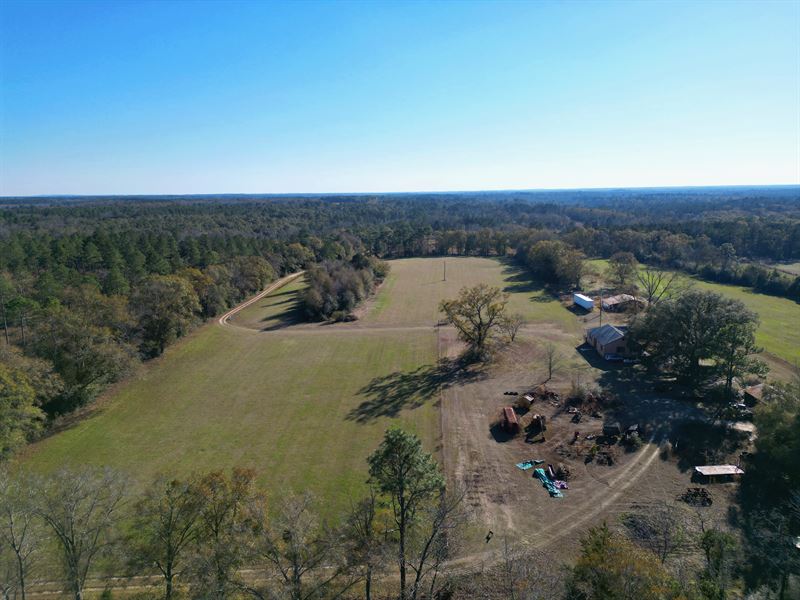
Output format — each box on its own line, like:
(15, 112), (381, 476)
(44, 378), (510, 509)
(21, 323), (438, 515)
(764, 260), (800, 277)
(22, 256), (750, 563)
(364, 257), (578, 331)
(585, 259), (800, 368)
(230, 275), (307, 330)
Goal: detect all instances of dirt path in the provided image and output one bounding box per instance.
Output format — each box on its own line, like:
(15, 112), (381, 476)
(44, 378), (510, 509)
(217, 271), (304, 328)
(218, 276), (670, 568)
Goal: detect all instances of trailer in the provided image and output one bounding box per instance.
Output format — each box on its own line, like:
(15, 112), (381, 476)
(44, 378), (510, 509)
(502, 406), (520, 433)
(573, 293), (594, 311)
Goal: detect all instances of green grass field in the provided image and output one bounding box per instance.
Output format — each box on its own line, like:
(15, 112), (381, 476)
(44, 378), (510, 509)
(764, 261), (800, 277)
(23, 324), (438, 514)
(25, 255), (796, 513)
(26, 256), (583, 513)
(586, 259), (800, 365)
(366, 257), (578, 332)
(230, 276), (307, 330)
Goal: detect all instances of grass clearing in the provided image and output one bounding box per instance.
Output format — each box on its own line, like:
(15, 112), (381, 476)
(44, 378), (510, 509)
(22, 325), (438, 515)
(20, 257), (596, 517)
(230, 276), (307, 330)
(365, 257), (578, 332)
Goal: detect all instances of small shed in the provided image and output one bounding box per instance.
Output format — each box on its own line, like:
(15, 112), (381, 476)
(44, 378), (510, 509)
(573, 293), (594, 311)
(694, 465), (744, 483)
(502, 407), (520, 433)
(603, 422), (621, 437)
(601, 294), (645, 312)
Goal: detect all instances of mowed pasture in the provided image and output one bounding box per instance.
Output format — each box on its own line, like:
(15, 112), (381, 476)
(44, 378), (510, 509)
(24, 257), (584, 515)
(21, 325), (438, 515)
(230, 275), (307, 330)
(365, 257), (578, 331)
(21, 254), (794, 524)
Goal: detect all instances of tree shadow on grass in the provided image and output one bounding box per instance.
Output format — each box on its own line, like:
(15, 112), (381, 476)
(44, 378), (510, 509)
(595, 362), (707, 445)
(260, 291), (306, 331)
(348, 357), (487, 423)
(668, 420), (749, 473)
(499, 259), (561, 302)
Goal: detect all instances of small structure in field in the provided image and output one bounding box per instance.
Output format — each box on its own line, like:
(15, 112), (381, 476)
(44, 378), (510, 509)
(603, 422), (622, 437)
(742, 383), (764, 406)
(601, 294), (645, 312)
(585, 324), (629, 359)
(573, 293), (594, 311)
(694, 465), (744, 483)
(502, 407), (520, 434)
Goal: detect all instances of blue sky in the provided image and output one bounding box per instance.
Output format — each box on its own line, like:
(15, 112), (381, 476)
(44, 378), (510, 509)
(1, 0), (798, 195)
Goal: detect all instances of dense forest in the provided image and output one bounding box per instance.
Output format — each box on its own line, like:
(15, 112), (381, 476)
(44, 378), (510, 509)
(1, 187), (799, 457)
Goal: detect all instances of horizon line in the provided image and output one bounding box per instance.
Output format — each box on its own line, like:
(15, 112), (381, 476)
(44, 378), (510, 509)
(3, 182), (800, 200)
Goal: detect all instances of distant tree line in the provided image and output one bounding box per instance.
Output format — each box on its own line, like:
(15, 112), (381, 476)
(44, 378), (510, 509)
(2, 192), (799, 458)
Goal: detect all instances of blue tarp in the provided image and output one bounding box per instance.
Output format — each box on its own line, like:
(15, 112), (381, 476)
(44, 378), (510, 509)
(533, 468), (563, 498)
(515, 459), (544, 470)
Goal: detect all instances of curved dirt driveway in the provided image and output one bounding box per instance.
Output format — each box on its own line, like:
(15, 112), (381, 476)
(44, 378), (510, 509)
(217, 272), (669, 569)
(218, 271), (304, 328)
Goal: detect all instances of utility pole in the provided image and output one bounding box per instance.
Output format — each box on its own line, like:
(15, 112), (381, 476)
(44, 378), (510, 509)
(599, 293), (603, 327)
(443, 258), (446, 282)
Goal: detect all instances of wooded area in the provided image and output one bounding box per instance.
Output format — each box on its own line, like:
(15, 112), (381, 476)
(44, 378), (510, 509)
(1, 189), (799, 459)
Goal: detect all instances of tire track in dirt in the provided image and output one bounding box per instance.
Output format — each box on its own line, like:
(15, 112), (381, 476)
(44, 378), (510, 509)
(526, 437), (663, 548)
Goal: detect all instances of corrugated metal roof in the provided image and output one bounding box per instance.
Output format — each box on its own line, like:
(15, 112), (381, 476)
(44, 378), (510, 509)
(694, 465), (744, 476)
(587, 324), (626, 346)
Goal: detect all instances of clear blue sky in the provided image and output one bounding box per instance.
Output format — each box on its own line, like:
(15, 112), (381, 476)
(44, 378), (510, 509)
(1, 0), (798, 195)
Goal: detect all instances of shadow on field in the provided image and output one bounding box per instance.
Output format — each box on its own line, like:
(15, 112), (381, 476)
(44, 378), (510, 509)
(349, 358), (487, 423)
(260, 288), (305, 331)
(499, 260), (559, 302)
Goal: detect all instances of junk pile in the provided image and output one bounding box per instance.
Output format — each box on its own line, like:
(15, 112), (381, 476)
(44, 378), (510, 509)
(533, 468), (563, 498)
(680, 487), (713, 506)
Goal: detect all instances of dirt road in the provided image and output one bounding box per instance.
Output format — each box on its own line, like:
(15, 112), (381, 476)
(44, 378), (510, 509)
(217, 271), (304, 328)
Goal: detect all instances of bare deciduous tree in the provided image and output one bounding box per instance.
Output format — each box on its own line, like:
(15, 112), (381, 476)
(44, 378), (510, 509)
(189, 468), (265, 600)
(635, 266), (689, 305)
(622, 501), (689, 563)
(407, 486), (467, 600)
(0, 471), (44, 600)
(500, 313), (525, 343)
(127, 475), (204, 600)
(346, 489), (388, 600)
(34, 468), (126, 600)
(246, 493), (359, 600)
(544, 342), (562, 382)
(461, 538), (565, 600)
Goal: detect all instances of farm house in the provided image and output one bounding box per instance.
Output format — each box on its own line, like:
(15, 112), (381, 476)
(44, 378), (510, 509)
(585, 324), (629, 359)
